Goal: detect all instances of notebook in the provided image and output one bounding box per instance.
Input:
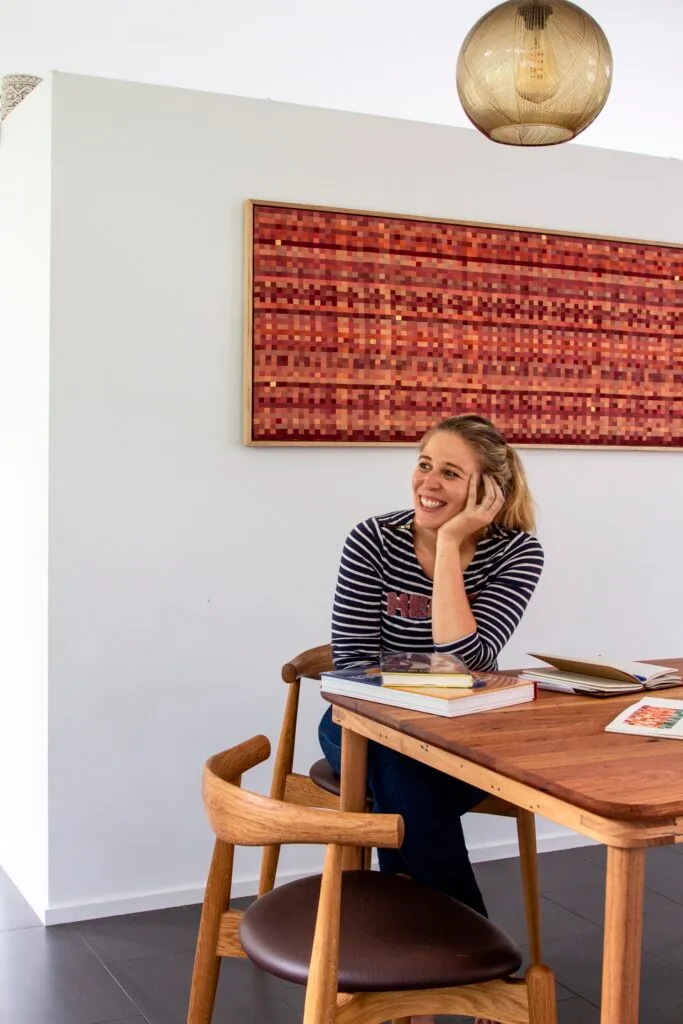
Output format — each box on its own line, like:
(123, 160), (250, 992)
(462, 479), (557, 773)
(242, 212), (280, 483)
(521, 653), (682, 697)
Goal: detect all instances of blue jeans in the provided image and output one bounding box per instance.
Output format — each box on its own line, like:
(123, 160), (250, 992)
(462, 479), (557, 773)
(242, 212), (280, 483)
(318, 706), (488, 916)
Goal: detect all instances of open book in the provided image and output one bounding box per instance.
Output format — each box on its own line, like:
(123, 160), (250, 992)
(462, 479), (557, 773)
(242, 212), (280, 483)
(605, 697), (683, 739)
(320, 665), (536, 718)
(522, 653), (682, 697)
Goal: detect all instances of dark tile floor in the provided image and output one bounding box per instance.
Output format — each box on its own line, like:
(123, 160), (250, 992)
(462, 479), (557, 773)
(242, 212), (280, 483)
(2, 843), (683, 1023)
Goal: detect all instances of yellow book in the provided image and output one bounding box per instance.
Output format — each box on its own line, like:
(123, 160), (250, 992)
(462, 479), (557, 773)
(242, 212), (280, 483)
(380, 651), (474, 688)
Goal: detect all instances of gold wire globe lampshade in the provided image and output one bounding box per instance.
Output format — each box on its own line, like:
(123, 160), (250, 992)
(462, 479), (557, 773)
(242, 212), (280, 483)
(456, 1), (612, 146)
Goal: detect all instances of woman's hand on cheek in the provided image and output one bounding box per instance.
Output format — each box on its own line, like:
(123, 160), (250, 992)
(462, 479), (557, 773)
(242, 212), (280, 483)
(437, 474), (505, 547)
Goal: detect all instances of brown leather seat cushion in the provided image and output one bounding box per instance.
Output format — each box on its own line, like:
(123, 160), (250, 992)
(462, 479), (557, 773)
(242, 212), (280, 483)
(240, 870), (522, 992)
(308, 757), (341, 796)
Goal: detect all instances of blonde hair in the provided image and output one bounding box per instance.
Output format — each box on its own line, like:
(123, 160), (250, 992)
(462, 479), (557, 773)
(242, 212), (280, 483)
(419, 414), (536, 533)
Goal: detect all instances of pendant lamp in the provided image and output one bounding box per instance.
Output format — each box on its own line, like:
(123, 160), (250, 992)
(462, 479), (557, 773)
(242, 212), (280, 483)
(456, 1), (612, 146)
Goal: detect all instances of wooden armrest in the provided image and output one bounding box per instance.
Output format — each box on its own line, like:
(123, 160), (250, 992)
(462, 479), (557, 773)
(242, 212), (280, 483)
(203, 767), (403, 849)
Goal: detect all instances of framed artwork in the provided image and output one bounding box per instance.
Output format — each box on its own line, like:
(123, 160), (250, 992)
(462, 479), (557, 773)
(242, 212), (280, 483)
(243, 200), (683, 448)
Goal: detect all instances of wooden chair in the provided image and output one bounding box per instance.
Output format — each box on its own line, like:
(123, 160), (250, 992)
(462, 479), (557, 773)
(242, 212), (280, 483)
(259, 643), (543, 964)
(188, 735), (557, 1024)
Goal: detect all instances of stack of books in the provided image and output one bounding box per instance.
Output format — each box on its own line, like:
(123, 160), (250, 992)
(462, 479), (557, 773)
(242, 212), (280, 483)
(320, 651), (536, 718)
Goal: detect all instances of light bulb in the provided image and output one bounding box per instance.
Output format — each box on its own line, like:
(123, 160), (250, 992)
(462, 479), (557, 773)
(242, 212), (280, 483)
(514, 4), (561, 103)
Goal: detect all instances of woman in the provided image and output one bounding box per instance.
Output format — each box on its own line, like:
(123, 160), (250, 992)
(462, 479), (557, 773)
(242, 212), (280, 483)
(318, 414), (544, 1024)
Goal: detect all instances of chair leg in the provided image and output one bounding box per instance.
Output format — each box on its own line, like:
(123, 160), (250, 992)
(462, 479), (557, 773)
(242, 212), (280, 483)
(526, 962), (557, 1024)
(516, 808), (542, 964)
(187, 840), (234, 1024)
(258, 843), (281, 895)
(303, 844), (343, 1024)
(258, 680), (300, 895)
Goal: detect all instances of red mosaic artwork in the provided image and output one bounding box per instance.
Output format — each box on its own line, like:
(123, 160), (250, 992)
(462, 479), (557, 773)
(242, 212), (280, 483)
(245, 202), (683, 446)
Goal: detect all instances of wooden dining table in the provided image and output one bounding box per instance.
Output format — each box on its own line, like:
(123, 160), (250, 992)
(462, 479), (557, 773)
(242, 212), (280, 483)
(328, 657), (683, 1024)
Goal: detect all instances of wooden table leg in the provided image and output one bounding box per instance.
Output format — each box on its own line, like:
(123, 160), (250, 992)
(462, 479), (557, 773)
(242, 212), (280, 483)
(516, 808), (542, 965)
(340, 725), (368, 870)
(601, 846), (645, 1024)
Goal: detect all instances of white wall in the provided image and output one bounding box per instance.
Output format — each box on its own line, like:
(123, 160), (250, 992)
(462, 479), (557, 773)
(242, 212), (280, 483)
(0, 79), (52, 917)
(35, 71), (683, 922)
(2, 0), (683, 160)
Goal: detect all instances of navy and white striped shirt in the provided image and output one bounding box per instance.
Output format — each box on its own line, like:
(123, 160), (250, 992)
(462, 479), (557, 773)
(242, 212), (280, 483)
(332, 510), (544, 673)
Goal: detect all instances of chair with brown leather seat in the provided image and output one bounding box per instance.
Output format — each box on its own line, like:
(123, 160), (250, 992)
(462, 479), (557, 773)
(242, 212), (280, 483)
(258, 643), (543, 964)
(188, 735), (557, 1024)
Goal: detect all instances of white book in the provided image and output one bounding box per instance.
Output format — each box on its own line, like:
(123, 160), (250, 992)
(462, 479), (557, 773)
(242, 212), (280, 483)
(605, 697), (683, 739)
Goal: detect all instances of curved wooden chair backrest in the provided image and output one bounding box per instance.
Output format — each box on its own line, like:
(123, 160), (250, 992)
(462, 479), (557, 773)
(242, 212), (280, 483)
(281, 643), (334, 683)
(203, 735), (403, 850)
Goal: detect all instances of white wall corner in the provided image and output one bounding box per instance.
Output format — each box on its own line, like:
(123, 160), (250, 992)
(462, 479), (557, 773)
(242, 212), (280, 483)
(0, 73), (53, 920)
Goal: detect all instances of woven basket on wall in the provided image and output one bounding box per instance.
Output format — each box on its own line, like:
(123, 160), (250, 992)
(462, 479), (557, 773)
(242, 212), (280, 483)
(0, 74), (43, 121)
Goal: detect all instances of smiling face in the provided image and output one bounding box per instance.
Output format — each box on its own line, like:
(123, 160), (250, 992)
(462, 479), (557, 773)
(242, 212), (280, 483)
(411, 430), (480, 532)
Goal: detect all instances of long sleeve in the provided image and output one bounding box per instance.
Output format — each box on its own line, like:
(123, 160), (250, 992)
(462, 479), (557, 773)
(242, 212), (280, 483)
(331, 520), (384, 670)
(434, 532), (544, 671)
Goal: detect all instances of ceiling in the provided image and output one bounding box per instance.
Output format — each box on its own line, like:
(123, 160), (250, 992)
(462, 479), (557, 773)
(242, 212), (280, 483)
(1, 0), (682, 159)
